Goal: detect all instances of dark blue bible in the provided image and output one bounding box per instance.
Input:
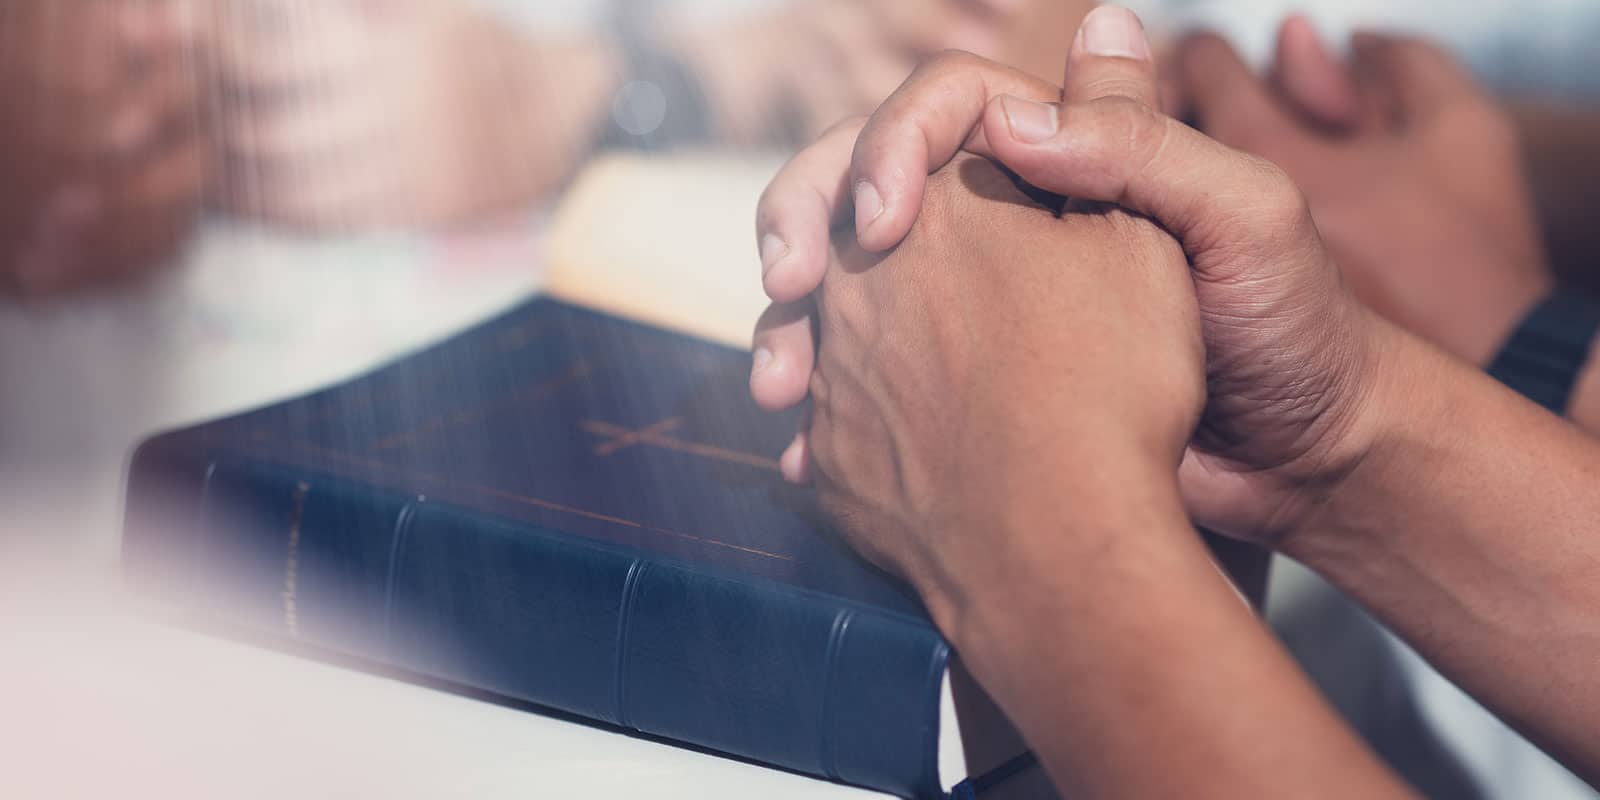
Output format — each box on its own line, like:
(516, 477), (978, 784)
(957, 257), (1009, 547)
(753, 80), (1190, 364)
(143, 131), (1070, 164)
(123, 298), (965, 798)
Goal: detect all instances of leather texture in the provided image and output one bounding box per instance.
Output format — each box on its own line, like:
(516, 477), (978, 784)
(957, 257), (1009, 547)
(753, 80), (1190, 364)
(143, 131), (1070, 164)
(123, 298), (950, 798)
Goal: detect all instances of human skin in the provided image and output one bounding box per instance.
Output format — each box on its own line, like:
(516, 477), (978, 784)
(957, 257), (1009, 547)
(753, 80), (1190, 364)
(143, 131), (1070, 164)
(0, 0), (207, 296)
(802, 144), (1411, 800)
(201, 0), (622, 229)
(204, 0), (1095, 230)
(1514, 102), (1600, 290)
(0, 0), (1097, 291)
(1190, 17), (1600, 433)
(753, 5), (1600, 793)
(681, 0), (1097, 149)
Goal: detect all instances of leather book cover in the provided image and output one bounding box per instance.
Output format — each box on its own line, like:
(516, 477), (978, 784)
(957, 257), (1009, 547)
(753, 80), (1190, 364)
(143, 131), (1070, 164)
(123, 297), (960, 798)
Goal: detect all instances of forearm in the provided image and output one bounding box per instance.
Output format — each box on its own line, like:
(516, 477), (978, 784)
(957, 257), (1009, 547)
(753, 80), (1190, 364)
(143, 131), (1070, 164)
(1506, 101), (1600, 433)
(488, 31), (621, 209)
(1289, 321), (1600, 783)
(506, 15), (785, 199)
(666, 15), (791, 147)
(933, 475), (1409, 799)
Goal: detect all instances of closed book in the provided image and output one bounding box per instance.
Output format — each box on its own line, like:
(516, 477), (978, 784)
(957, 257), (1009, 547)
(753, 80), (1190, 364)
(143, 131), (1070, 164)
(123, 297), (971, 798)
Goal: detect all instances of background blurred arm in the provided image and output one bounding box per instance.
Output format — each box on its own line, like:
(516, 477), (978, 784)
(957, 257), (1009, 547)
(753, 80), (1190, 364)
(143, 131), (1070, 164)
(1513, 103), (1600, 292)
(1502, 103), (1600, 434)
(203, 0), (620, 229)
(0, 0), (206, 296)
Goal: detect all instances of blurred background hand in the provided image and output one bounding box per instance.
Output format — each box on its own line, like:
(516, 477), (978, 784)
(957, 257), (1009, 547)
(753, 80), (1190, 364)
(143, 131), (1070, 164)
(0, 0), (206, 296)
(204, 0), (1098, 231)
(1176, 20), (1551, 366)
(205, 0), (622, 229)
(679, 0), (1094, 148)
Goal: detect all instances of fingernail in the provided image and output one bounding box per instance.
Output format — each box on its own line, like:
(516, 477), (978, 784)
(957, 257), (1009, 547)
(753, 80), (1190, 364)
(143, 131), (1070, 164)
(1000, 96), (1059, 144)
(1079, 6), (1151, 61)
(760, 233), (788, 277)
(752, 347), (774, 375)
(854, 181), (884, 231)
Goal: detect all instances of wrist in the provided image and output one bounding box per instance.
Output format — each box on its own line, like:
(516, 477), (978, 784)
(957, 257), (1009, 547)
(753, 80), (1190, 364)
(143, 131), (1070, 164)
(1279, 319), (1489, 563)
(921, 456), (1192, 650)
(1247, 306), (1428, 554)
(448, 26), (620, 211)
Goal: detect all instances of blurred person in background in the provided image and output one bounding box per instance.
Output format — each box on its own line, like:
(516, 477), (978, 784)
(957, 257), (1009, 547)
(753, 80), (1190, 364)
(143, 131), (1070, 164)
(0, 1), (206, 295)
(0, 0), (1095, 295)
(6, 0), (1594, 301)
(0, 0), (1091, 510)
(1174, 16), (1600, 429)
(204, 0), (1092, 228)
(1140, 0), (1600, 321)
(3, 0), (1597, 290)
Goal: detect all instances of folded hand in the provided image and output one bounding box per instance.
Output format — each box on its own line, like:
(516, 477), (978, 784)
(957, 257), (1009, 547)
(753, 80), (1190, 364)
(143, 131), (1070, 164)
(1176, 20), (1549, 365)
(753, 7), (1388, 549)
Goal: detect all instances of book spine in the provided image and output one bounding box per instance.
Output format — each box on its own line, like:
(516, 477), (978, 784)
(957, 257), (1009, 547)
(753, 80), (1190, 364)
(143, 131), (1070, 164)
(123, 452), (949, 799)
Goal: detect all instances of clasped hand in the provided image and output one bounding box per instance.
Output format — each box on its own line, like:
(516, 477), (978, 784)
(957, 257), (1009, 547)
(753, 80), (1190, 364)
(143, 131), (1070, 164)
(751, 7), (1398, 618)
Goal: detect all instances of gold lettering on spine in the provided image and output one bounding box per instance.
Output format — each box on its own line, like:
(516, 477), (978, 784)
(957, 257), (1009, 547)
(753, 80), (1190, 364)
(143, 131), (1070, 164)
(282, 481), (311, 638)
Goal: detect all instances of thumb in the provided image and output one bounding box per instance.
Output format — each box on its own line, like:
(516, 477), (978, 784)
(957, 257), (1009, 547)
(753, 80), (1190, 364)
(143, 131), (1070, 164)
(981, 4), (1319, 271)
(1061, 6), (1159, 108)
(1271, 15), (1361, 129)
(984, 90), (1312, 265)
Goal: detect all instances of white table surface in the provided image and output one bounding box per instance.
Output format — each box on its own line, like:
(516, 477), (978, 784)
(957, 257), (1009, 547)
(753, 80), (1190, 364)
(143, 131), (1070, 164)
(0, 557), (872, 800)
(0, 212), (880, 799)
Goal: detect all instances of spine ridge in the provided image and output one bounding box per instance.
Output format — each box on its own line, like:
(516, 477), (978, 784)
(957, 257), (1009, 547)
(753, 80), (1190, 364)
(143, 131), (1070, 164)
(818, 609), (853, 782)
(613, 558), (648, 729)
(381, 497), (423, 660)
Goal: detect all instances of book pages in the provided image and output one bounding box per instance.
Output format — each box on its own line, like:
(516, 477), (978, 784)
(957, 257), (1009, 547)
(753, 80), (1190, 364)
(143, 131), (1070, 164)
(544, 152), (787, 350)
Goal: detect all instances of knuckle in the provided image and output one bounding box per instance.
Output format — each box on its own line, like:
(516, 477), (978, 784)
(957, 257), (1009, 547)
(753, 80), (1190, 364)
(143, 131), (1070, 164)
(914, 49), (983, 84)
(758, 171), (815, 226)
(1076, 97), (1167, 187)
(1085, 74), (1155, 106)
(1127, 106), (1169, 162)
(755, 184), (785, 229)
(1246, 156), (1313, 229)
(1088, 96), (1162, 149)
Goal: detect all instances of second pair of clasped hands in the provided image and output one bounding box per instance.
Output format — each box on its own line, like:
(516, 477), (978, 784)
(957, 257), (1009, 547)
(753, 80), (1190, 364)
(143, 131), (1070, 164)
(751, 6), (1600, 799)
